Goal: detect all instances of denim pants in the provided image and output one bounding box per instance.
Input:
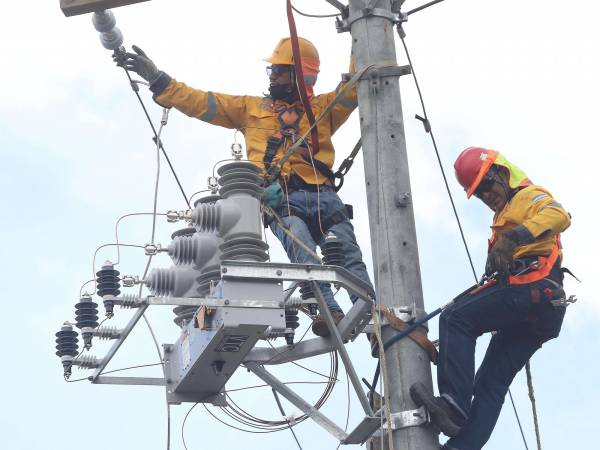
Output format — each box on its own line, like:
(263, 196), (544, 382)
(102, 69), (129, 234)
(438, 279), (566, 450)
(269, 188), (373, 313)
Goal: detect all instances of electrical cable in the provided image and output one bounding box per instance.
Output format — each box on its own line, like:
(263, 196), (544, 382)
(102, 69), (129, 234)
(227, 350), (338, 431)
(335, 369), (351, 450)
(114, 212), (167, 265)
(397, 29), (478, 281)
(291, 2), (340, 18)
(91, 243), (145, 295)
(65, 362), (164, 382)
(272, 389), (303, 450)
(119, 66), (190, 208)
(372, 304), (394, 450)
(508, 389), (530, 450)
(406, 0), (448, 16)
(265, 340), (338, 380)
(397, 25), (534, 450)
(188, 189), (211, 206)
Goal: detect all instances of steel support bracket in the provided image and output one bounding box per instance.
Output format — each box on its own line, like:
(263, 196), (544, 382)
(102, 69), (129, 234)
(336, 7), (406, 33)
(342, 64), (411, 82)
(389, 405), (429, 430)
(371, 406), (429, 438)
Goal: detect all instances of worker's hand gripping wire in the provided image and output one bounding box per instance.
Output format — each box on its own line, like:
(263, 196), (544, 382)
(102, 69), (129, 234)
(114, 45), (161, 85)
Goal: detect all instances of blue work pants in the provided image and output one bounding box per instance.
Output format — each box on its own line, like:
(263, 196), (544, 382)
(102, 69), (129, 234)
(439, 279), (565, 450)
(269, 188), (373, 313)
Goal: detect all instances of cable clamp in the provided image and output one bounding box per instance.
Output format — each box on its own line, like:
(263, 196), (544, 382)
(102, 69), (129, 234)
(207, 176), (219, 193)
(121, 275), (142, 287)
(231, 142), (243, 159)
(342, 64), (411, 82)
(166, 209), (191, 223)
(144, 243), (164, 256)
(415, 114), (431, 133)
(336, 7), (406, 33)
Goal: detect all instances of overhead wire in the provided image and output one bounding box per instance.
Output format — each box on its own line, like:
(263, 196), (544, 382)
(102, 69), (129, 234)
(119, 65), (190, 208)
(65, 362), (164, 382)
(114, 212), (167, 265)
(406, 0), (448, 16)
(272, 389), (303, 450)
(291, 2), (340, 18)
(396, 22), (533, 450)
(397, 29), (478, 281)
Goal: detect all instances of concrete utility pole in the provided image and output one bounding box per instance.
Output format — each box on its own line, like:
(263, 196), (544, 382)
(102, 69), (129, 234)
(346, 1), (439, 449)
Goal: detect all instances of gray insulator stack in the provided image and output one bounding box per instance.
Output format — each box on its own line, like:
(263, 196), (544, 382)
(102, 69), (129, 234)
(92, 10), (123, 50)
(191, 162), (269, 263)
(144, 196), (224, 329)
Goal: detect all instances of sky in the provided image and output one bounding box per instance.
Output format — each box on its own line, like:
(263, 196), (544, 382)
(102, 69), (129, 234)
(1, 1), (598, 449)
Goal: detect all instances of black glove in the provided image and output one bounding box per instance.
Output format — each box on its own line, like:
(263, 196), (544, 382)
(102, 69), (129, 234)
(485, 231), (519, 281)
(113, 45), (161, 85)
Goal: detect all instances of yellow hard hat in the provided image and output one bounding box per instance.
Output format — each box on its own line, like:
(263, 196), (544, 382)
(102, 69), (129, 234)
(264, 37), (320, 86)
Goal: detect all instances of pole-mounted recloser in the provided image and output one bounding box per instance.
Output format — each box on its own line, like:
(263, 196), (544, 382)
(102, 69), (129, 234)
(347, 1), (438, 449)
(60, 0), (151, 17)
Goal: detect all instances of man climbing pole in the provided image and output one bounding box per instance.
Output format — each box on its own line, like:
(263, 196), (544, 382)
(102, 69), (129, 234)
(115, 37), (374, 337)
(410, 147), (571, 450)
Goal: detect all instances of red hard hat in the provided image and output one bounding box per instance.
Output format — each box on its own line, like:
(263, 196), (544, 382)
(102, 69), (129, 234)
(454, 147), (499, 198)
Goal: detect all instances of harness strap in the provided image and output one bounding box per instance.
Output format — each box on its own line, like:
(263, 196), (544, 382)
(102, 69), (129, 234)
(263, 135), (284, 172)
(371, 307), (438, 364)
(508, 237), (560, 285)
(321, 205), (353, 230)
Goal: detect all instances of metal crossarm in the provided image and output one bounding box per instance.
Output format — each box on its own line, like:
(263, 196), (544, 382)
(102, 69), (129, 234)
(311, 281), (374, 416)
(245, 362), (349, 441)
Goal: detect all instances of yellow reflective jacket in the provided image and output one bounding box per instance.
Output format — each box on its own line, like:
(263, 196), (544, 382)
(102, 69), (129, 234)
(491, 185), (571, 259)
(153, 79), (357, 185)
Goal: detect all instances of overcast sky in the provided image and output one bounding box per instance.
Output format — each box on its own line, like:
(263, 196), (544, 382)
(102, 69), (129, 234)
(1, 1), (598, 449)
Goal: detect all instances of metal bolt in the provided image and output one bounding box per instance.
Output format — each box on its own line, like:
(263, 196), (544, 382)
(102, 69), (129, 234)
(222, 268), (228, 273)
(224, 299), (230, 305)
(276, 270), (282, 276)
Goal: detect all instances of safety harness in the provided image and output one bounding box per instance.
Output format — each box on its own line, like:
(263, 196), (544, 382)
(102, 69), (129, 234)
(488, 231), (563, 285)
(262, 104), (337, 185)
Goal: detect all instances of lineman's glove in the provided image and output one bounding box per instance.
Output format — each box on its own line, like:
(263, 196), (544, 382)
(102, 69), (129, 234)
(485, 231), (519, 281)
(263, 182), (284, 210)
(114, 45), (161, 85)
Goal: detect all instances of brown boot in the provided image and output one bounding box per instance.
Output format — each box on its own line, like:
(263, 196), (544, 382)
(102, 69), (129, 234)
(312, 311), (345, 337)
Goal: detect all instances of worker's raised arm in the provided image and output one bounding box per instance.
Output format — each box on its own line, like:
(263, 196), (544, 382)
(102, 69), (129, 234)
(152, 79), (248, 130)
(320, 52), (358, 134)
(115, 45), (248, 129)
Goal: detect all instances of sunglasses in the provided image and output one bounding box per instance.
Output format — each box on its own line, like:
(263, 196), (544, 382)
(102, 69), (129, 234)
(266, 65), (292, 77)
(473, 174), (496, 198)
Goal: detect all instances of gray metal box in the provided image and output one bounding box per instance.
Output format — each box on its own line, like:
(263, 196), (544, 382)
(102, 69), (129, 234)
(166, 305), (285, 403)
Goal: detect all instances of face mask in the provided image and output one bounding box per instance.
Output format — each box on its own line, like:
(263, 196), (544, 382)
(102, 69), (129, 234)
(269, 83), (295, 101)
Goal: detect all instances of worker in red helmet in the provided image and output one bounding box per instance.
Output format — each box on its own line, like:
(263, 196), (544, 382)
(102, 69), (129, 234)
(114, 39), (373, 337)
(411, 147), (571, 450)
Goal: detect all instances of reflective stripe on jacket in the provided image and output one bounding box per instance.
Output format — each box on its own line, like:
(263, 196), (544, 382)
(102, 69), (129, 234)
(491, 185), (570, 259)
(489, 184), (570, 284)
(153, 80), (357, 185)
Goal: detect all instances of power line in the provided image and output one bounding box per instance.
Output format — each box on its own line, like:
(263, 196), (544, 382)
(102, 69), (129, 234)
(397, 25), (533, 450)
(119, 66), (190, 208)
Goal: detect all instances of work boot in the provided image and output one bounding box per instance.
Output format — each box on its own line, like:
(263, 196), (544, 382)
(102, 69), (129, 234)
(312, 311), (345, 337)
(409, 382), (465, 437)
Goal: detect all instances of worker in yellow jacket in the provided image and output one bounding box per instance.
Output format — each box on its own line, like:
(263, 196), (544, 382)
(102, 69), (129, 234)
(411, 148), (571, 450)
(116, 38), (373, 336)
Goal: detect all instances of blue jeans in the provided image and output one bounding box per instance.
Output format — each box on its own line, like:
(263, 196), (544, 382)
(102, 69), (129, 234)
(438, 279), (566, 450)
(269, 188), (373, 313)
